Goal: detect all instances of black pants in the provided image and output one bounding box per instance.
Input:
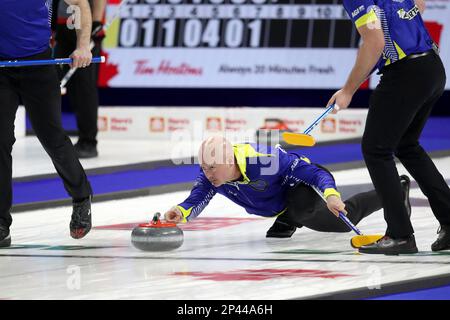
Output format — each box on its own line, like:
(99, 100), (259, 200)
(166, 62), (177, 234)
(277, 183), (382, 232)
(0, 49), (93, 228)
(54, 25), (100, 145)
(362, 52), (450, 238)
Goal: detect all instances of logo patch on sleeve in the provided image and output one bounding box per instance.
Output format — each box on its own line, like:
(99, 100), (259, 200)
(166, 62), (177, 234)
(352, 5), (366, 18)
(397, 6), (420, 20)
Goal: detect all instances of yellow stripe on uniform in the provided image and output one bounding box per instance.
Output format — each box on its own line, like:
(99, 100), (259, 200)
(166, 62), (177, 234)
(256, 208), (288, 219)
(300, 156), (311, 164)
(384, 43), (406, 65)
(355, 9), (378, 29)
(324, 188), (341, 199)
(233, 144), (271, 184)
(275, 207), (288, 217)
(176, 205), (193, 223)
(394, 41), (407, 59)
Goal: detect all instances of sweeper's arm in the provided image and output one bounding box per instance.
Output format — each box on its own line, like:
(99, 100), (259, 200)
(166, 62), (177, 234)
(327, 1), (385, 113)
(279, 148), (347, 217)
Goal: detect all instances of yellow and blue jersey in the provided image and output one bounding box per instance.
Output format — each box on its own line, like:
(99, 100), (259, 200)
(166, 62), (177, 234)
(177, 144), (339, 222)
(343, 0), (434, 71)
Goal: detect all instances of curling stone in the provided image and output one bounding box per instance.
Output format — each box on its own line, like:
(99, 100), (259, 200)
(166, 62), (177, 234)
(131, 213), (184, 251)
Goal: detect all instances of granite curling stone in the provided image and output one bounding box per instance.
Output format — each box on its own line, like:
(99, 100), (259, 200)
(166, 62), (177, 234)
(131, 213), (184, 251)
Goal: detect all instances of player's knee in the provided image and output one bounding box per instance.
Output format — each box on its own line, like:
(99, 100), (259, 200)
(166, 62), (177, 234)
(39, 132), (71, 151)
(361, 138), (394, 158)
(395, 143), (421, 159)
(361, 140), (375, 157)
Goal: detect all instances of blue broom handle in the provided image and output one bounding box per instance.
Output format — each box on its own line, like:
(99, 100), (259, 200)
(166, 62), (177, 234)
(0, 56), (105, 68)
(312, 186), (362, 236)
(303, 104), (336, 135)
(338, 212), (363, 235)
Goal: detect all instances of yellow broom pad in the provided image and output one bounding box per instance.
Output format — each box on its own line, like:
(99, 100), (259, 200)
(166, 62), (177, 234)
(282, 132), (316, 147)
(350, 235), (384, 248)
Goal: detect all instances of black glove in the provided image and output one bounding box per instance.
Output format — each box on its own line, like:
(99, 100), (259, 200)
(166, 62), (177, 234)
(91, 21), (105, 43)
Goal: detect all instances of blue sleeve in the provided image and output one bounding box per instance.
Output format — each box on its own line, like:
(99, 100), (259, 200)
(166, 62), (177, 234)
(276, 147), (339, 197)
(343, 0), (378, 28)
(177, 170), (217, 222)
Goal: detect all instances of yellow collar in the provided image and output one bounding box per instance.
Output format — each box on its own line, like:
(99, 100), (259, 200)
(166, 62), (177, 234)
(232, 144), (271, 184)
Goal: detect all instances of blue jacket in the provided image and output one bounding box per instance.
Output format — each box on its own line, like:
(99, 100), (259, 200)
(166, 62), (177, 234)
(177, 144), (339, 221)
(0, 0), (52, 58)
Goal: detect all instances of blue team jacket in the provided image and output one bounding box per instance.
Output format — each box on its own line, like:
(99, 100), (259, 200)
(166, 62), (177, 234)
(0, 0), (52, 58)
(177, 144), (339, 221)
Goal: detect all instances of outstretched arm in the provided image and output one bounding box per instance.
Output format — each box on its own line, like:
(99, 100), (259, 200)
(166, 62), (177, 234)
(165, 171), (217, 223)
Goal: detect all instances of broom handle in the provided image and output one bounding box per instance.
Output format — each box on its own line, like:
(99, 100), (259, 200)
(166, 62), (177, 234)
(338, 212), (362, 235)
(311, 186), (363, 235)
(0, 56), (105, 68)
(303, 103), (336, 135)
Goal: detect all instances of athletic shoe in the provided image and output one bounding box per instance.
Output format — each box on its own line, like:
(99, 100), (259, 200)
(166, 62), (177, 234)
(70, 196), (92, 239)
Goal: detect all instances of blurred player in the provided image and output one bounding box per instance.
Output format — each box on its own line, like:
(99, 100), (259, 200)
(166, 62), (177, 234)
(54, 0), (107, 158)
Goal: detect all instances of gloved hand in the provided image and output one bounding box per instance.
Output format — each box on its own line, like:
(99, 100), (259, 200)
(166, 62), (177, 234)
(91, 21), (105, 43)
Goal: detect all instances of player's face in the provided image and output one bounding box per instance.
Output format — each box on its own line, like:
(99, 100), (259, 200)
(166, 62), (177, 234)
(201, 163), (231, 187)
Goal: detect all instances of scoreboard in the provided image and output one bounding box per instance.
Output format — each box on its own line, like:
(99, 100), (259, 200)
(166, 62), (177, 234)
(100, 0), (450, 90)
(116, 0), (359, 49)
